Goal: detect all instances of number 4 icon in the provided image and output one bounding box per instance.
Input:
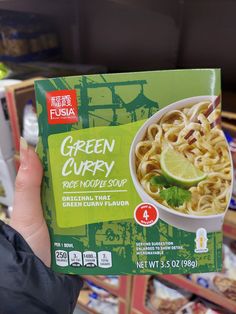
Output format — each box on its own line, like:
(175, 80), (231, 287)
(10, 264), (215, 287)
(143, 210), (149, 221)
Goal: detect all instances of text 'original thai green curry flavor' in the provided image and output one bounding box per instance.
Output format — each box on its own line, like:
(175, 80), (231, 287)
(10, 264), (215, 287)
(35, 69), (233, 275)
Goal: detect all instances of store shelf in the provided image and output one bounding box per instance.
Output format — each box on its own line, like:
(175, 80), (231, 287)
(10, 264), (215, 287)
(83, 275), (131, 300)
(224, 210), (236, 240)
(222, 111), (236, 120)
(77, 295), (127, 314)
(222, 121), (236, 133)
(131, 276), (152, 314)
(131, 275), (236, 313)
(81, 276), (130, 313)
(160, 274), (236, 313)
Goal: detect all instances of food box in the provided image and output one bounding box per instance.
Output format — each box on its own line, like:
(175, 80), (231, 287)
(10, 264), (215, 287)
(35, 69), (233, 275)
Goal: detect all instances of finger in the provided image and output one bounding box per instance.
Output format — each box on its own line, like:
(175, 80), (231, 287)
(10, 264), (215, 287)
(11, 137), (44, 237)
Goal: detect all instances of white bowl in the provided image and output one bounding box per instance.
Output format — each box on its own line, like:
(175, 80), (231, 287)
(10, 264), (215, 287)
(129, 96), (233, 232)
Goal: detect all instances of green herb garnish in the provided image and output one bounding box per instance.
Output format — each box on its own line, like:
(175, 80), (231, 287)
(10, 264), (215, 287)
(159, 186), (191, 207)
(150, 175), (170, 188)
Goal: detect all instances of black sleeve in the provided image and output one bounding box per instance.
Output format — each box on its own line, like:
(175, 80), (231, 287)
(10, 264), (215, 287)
(0, 220), (83, 314)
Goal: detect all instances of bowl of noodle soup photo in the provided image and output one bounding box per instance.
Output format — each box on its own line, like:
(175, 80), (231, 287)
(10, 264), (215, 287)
(130, 95), (233, 232)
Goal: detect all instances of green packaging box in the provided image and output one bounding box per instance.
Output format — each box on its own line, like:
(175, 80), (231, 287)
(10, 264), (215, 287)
(35, 69), (233, 275)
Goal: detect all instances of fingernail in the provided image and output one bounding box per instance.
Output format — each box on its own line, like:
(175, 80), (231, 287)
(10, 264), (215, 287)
(20, 137), (28, 170)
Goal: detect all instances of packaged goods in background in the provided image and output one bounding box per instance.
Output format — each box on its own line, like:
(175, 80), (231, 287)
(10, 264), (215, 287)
(35, 69), (233, 275)
(4, 77), (41, 159)
(189, 241), (236, 301)
(87, 293), (118, 314)
(97, 275), (119, 286)
(177, 298), (230, 314)
(0, 10), (59, 62)
(147, 277), (231, 314)
(0, 62), (9, 79)
(23, 99), (39, 146)
(0, 158), (16, 206)
(0, 91), (13, 159)
(0, 79), (20, 159)
(85, 280), (111, 297)
(78, 280), (118, 314)
(147, 277), (191, 313)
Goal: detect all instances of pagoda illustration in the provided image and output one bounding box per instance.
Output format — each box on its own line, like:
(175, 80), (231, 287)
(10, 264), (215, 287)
(75, 74), (159, 128)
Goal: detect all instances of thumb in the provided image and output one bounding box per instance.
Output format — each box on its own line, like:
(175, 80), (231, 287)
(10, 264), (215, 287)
(11, 137), (44, 238)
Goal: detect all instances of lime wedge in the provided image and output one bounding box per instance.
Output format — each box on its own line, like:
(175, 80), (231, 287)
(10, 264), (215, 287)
(160, 147), (207, 188)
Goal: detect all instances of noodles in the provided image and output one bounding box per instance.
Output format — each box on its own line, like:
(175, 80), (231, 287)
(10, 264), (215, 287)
(135, 101), (232, 216)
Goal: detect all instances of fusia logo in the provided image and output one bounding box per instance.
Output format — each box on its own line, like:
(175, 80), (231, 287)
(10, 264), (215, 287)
(46, 89), (78, 124)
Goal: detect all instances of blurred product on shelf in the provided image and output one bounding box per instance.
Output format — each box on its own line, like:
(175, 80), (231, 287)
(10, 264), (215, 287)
(78, 280), (118, 314)
(14, 61), (106, 79)
(0, 10), (59, 62)
(0, 79), (19, 206)
(0, 79), (20, 159)
(4, 78), (39, 161)
(131, 274), (236, 314)
(23, 99), (38, 146)
(189, 242), (236, 301)
(0, 62), (10, 79)
(213, 276), (236, 302)
(87, 292), (118, 314)
(0, 158), (15, 206)
(147, 277), (192, 314)
(2, 61), (106, 80)
(85, 280), (111, 298)
(177, 298), (229, 314)
(189, 272), (216, 291)
(96, 276), (119, 287)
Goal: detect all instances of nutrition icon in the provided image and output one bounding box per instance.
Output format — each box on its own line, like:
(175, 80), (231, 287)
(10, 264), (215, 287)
(98, 251), (112, 268)
(69, 251), (83, 267)
(83, 251), (97, 268)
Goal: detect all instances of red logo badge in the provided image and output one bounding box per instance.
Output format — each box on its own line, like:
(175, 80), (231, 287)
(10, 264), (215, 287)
(46, 89), (78, 125)
(134, 203), (159, 227)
